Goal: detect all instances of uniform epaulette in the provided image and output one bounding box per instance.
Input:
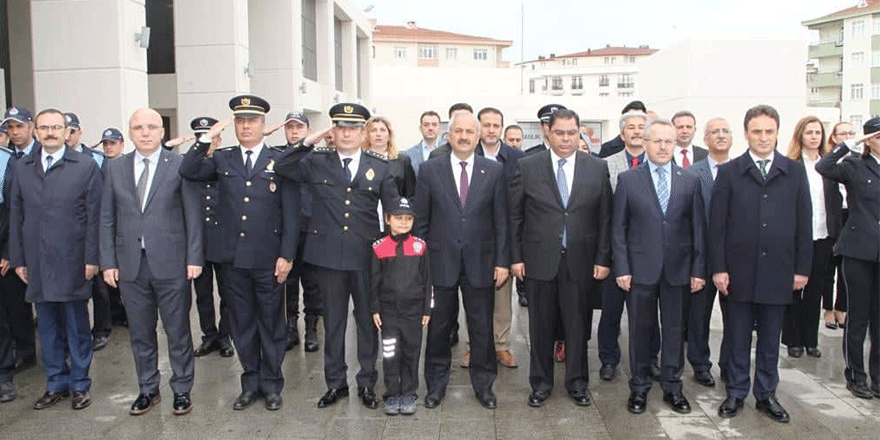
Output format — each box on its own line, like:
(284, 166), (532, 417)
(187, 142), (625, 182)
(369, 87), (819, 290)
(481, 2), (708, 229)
(313, 145), (336, 153)
(269, 145), (285, 153)
(88, 147), (106, 157)
(215, 146), (236, 152)
(364, 150), (388, 162)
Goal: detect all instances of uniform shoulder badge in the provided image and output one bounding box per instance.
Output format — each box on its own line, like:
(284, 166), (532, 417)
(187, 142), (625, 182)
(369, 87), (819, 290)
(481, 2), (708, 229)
(364, 150), (389, 162)
(216, 146), (236, 152)
(313, 145), (336, 153)
(410, 236), (426, 255)
(372, 236), (387, 249)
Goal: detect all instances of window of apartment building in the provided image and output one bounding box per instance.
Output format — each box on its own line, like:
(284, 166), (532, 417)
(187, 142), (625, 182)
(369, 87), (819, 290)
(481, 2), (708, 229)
(474, 49), (488, 60)
(618, 91), (633, 98)
(599, 75), (609, 87)
(563, 58), (577, 66)
(604, 56), (616, 65)
(873, 51), (880, 67)
(852, 83), (864, 100)
(873, 83), (880, 99)
(874, 16), (880, 35)
(529, 79), (535, 94)
(419, 44), (438, 60)
(541, 78), (548, 92)
(629, 56), (636, 63)
(851, 115), (863, 127)
(394, 47), (407, 58)
(599, 92), (609, 97)
(853, 20), (866, 37)
(618, 74), (634, 88)
(551, 76), (563, 90)
(571, 76), (583, 90)
(446, 47), (457, 60)
(853, 52), (865, 67)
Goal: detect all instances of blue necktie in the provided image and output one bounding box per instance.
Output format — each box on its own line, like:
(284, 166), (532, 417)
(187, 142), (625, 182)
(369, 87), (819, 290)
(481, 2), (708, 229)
(342, 158), (352, 182)
(656, 166), (669, 214)
(557, 158), (569, 247)
(758, 159), (770, 180)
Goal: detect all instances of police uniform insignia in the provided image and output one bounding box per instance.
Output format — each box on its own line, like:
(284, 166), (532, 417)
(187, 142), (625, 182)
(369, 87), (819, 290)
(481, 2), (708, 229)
(344, 105), (354, 114)
(65, 115), (72, 123)
(9, 108), (18, 116)
(241, 97), (251, 106)
(104, 130), (111, 137)
(200, 119), (209, 127)
(266, 159), (274, 172)
(365, 168), (375, 181)
(269, 181), (277, 193)
(413, 240), (424, 254)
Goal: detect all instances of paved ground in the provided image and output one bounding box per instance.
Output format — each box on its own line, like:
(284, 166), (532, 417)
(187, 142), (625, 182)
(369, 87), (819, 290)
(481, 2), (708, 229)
(0, 291), (877, 440)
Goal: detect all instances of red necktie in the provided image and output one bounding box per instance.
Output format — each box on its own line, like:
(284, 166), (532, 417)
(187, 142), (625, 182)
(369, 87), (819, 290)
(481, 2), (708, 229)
(681, 149), (690, 168)
(459, 161), (469, 209)
(630, 157), (639, 168)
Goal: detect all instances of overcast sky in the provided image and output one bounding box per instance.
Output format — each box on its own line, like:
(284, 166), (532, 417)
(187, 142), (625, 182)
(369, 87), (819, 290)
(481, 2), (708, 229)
(357, 0), (857, 62)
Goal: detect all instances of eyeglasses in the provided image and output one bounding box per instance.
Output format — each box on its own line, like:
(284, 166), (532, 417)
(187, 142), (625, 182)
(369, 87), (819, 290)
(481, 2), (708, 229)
(708, 128), (731, 136)
(834, 131), (856, 136)
(646, 138), (675, 146)
(551, 130), (579, 137)
(36, 125), (65, 132)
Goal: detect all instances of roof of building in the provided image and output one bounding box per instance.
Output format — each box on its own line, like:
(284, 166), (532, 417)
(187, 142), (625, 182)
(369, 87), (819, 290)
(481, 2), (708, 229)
(803, 0), (880, 26)
(517, 46), (658, 65)
(372, 23), (512, 47)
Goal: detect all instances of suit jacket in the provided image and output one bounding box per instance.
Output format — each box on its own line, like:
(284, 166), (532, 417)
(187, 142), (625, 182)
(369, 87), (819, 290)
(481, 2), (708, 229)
(604, 149), (632, 194)
(815, 144), (880, 262)
(612, 163), (706, 286)
(599, 135), (625, 158)
(523, 142), (548, 157)
(9, 146), (102, 303)
(274, 145), (398, 271)
(671, 145), (708, 167)
(401, 141), (433, 176)
(414, 153), (509, 288)
(180, 141), (299, 270)
(509, 150), (612, 289)
(709, 151), (812, 305)
(101, 149), (203, 281)
(475, 141), (524, 184)
(428, 142), (452, 160)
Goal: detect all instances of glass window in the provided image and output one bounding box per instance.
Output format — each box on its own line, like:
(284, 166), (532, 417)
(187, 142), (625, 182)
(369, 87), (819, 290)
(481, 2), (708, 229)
(418, 44), (438, 59)
(474, 49), (488, 60)
(853, 19), (866, 37)
(852, 83), (864, 100)
(394, 47), (407, 58)
(571, 76), (583, 90)
(446, 47), (457, 60)
(551, 76), (563, 90)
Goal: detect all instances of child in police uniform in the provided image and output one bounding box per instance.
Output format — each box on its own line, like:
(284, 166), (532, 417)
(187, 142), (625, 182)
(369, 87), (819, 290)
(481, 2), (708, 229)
(370, 198), (431, 415)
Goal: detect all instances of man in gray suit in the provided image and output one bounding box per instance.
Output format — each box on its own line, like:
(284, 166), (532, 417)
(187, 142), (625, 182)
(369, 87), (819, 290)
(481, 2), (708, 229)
(401, 110), (441, 176)
(100, 108), (203, 416)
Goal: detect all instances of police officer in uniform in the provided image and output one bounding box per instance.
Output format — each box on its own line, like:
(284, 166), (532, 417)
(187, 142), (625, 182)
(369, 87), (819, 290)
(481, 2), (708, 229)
(274, 103), (399, 410)
(180, 95), (299, 411)
(64, 113), (106, 168)
(524, 104), (567, 157)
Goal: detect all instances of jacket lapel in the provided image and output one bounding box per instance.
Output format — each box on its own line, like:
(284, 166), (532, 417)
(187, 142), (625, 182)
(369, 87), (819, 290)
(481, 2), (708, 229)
(248, 144), (270, 179)
(143, 149), (170, 211)
(441, 154), (463, 211)
(865, 156), (880, 179)
(350, 154), (369, 186)
(567, 152), (588, 206)
(229, 146), (247, 178)
(638, 164), (664, 215)
(465, 158), (488, 211)
(668, 164), (686, 216)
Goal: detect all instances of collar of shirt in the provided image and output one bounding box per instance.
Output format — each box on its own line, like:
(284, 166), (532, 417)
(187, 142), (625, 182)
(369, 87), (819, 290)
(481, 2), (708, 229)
(241, 143), (264, 166)
(872, 152), (880, 165)
(41, 146), (65, 169)
(135, 148), (161, 166)
(450, 152), (474, 169)
(549, 149), (575, 191)
(707, 155), (728, 179)
(338, 148), (362, 175)
(748, 150), (773, 170)
(17, 138), (35, 156)
(647, 159), (672, 176)
(624, 150), (645, 165)
(480, 142), (503, 162)
(677, 144), (693, 155)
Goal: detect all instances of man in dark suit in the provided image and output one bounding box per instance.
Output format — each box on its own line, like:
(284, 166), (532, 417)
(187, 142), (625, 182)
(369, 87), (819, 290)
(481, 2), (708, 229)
(711, 105), (812, 423)
(274, 103), (398, 410)
(0, 107), (37, 372)
(9, 108), (102, 411)
(613, 118), (706, 414)
(180, 95), (299, 411)
(0, 140), (15, 403)
(686, 118), (733, 388)
(524, 104), (566, 157)
(671, 111), (708, 168)
(428, 103), (474, 162)
(101, 108), (203, 416)
(510, 109), (612, 408)
(415, 111), (510, 410)
(599, 101), (647, 158)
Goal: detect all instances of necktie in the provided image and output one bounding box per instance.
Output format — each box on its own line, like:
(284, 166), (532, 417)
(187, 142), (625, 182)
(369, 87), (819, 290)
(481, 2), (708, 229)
(630, 156), (639, 168)
(557, 158), (569, 247)
(342, 158), (353, 182)
(45, 155), (53, 172)
(656, 166), (669, 214)
(459, 161), (469, 209)
(245, 150), (253, 175)
(137, 158), (150, 210)
(16, 150), (23, 159)
(680, 149), (690, 168)
(758, 159), (770, 180)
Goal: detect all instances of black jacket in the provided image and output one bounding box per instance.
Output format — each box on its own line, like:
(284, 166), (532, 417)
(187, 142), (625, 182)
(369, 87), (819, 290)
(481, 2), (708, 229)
(599, 135), (625, 158)
(370, 233), (431, 316)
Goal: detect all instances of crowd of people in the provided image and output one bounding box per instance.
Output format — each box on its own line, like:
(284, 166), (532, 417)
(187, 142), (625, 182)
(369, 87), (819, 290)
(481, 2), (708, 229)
(0, 95), (877, 425)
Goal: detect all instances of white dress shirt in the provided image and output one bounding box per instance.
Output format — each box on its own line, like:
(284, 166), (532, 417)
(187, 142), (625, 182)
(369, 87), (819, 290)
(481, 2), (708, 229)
(240, 143), (264, 171)
(549, 149), (575, 199)
(707, 155), (728, 180)
(674, 144), (694, 167)
(338, 148), (361, 182)
(481, 143), (501, 162)
(873, 152), (880, 164)
(419, 139), (437, 163)
(802, 153), (829, 240)
(41, 146), (64, 172)
(451, 152), (474, 195)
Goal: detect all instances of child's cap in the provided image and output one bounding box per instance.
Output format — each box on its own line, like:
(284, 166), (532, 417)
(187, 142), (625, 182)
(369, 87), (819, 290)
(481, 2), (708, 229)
(388, 197), (415, 216)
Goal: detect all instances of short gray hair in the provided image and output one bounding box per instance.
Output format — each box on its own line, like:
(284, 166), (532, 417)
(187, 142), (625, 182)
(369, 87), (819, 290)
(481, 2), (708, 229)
(619, 111), (648, 132)
(703, 117), (729, 135)
(644, 118), (675, 138)
(450, 111), (481, 135)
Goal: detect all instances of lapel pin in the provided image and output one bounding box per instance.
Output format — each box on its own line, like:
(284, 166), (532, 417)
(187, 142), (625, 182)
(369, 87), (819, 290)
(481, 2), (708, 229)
(365, 168), (375, 181)
(480, 169), (485, 174)
(266, 159), (274, 172)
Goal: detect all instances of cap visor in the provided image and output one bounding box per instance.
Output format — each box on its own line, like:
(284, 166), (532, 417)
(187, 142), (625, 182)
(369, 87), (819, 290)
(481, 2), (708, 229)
(234, 111), (264, 118)
(334, 120), (365, 128)
(1, 117), (28, 124)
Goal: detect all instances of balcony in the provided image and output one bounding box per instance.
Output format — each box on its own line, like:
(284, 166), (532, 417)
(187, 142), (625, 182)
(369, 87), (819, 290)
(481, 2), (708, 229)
(807, 99), (840, 108)
(808, 71), (842, 88)
(617, 82), (634, 89)
(871, 100), (880, 117)
(809, 41), (843, 58)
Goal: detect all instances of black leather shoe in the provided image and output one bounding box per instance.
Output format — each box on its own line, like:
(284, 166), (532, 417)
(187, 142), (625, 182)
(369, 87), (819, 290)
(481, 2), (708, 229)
(663, 392), (691, 414)
(172, 392), (192, 415)
(694, 371), (715, 387)
(71, 391), (90, 410)
(92, 335), (109, 352)
(627, 391), (647, 414)
(317, 387), (349, 408)
(218, 341), (234, 358)
(34, 390), (70, 410)
(358, 387), (379, 409)
(568, 389), (591, 407)
(787, 346), (804, 358)
(806, 347), (821, 358)
(264, 393), (283, 410)
(847, 381), (874, 399)
(193, 340), (217, 357)
(718, 396), (743, 418)
(424, 394), (442, 408)
(285, 325), (299, 351)
(650, 364), (662, 382)
(130, 392), (160, 415)
(528, 390), (549, 407)
(233, 390), (260, 410)
(476, 390), (497, 409)
(755, 396), (790, 423)
(599, 364), (617, 381)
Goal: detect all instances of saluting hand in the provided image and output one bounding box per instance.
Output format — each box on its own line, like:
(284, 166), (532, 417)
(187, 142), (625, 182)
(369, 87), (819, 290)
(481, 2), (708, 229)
(165, 135), (195, 149)
(85, 264), (99, 280)
(275, 258), (293, 283)
(103, 268), (119, 288)
(263, 122), (283, 136)
(302, 126), (332, 147)
(713, 272), (730, 296)
(187, 265), (202, 280)
(207, 116), (234, 140)
(15, 267), (26, 284)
